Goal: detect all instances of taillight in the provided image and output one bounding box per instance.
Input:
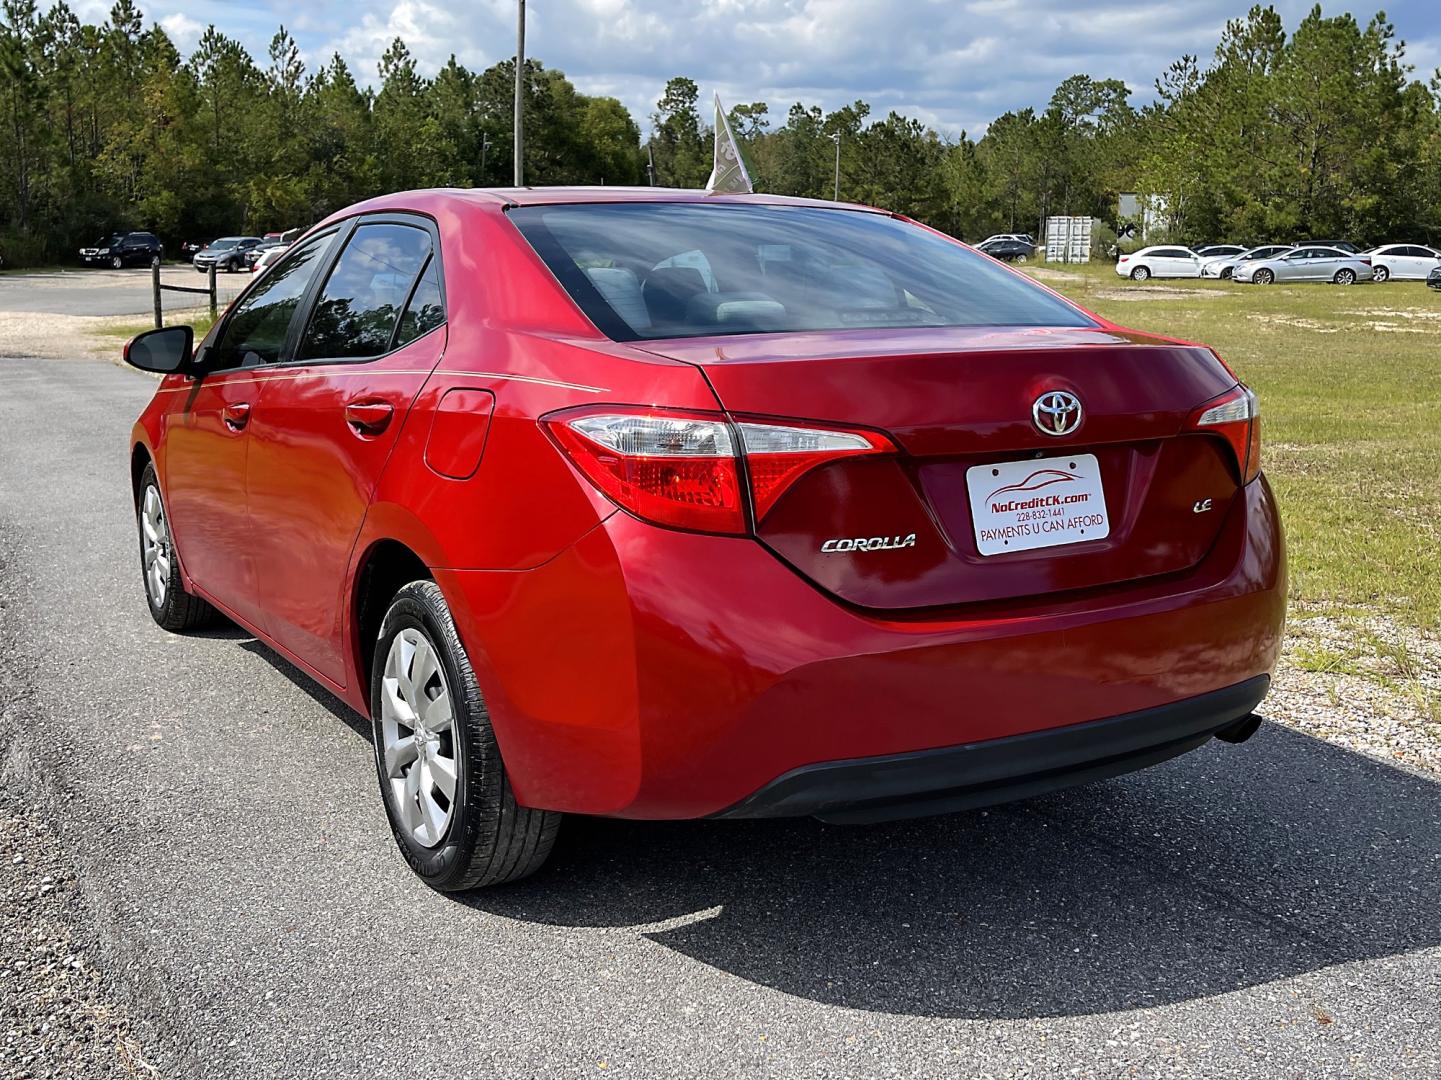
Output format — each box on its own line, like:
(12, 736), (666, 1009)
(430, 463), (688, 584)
(1118, 255), (1131, 263)
(546, 409), (745, 534)
(544, 407), (895, 534)
(1189, 385), (1261, 484)
(736, 418), (896, 519)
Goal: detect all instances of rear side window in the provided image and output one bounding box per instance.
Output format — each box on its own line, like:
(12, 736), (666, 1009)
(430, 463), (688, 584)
(209, 233), (336, 369)
(509, 203), (1094, 341)
(394, 257), (445, 348)
(299, 223), (432, 361)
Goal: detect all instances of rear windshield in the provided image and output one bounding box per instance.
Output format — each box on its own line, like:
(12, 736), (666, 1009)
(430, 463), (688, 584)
(508, 203), (1095, 341)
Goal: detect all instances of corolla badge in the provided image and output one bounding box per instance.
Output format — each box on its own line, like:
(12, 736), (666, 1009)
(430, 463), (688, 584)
(1032, 391), (1082, 436)
(821, 533), (918, 554)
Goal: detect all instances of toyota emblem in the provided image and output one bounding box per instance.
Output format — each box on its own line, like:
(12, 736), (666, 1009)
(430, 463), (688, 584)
(1032, 391), (1082, 436)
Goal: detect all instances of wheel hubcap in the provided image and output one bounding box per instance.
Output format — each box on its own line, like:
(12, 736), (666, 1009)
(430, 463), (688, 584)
(140, 485), (170, 606)
(381, 628), (458, 849)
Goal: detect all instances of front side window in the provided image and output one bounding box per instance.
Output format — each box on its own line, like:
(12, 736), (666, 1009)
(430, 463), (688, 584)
(298, 223), (432, 361)
(509, 203), (1094, 342)
(208, 233), (336, 369)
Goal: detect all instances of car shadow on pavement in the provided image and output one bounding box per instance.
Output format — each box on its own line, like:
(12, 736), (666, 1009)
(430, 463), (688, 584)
(237, 639), (372, 744)
(463, 723), (1441, 1019)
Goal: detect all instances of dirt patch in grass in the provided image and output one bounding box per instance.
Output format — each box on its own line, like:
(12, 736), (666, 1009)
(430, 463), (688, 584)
(1025, 267), (1086, 283)
(1092, 286), (1222, 302)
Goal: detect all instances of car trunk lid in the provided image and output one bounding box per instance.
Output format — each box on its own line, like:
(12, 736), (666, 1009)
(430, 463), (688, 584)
(637, 326), (1243, 610)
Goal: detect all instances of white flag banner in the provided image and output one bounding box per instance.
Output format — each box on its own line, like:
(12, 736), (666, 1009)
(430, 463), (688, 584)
(705, 93), (753, 195)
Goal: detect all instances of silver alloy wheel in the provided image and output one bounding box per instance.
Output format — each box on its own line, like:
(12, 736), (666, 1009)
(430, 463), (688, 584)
(1336, 269), (1355, 285)
(1373, 265), (1389, 282)
(381, 627), (458, 849)
(140, 484), (171, 606)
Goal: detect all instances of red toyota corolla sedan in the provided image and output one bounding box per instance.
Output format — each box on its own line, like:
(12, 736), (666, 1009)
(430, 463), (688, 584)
(124, 188), (1285, 890)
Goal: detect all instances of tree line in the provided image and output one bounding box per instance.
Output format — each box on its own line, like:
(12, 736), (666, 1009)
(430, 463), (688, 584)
(1, 1), (1437, 266)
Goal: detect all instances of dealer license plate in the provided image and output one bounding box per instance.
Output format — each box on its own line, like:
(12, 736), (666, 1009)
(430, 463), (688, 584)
(965, 453), (1110, 556)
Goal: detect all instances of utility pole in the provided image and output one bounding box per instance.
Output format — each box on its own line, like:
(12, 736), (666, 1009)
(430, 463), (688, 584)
(514, 0), (525, 186)
(646, 142), (657, 187)
(830, 132), (841, 202)
(481, 132), (493, 181)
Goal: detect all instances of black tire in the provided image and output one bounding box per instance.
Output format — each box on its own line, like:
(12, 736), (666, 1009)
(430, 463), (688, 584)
(1254, 268), (1275, 285)
(1334, 268), (1356, 285)
(371, 581), (560, 891)
(1130, 266), (1150, 281)
(1220, 267), (1234, 280)
(136, 463), (219, 632)
(111, 255), (123, 269)
(1372, 265), (1389, 283)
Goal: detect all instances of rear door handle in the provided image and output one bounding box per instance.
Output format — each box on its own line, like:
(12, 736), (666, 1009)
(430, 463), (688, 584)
(222, 402), (251, 430)
(345, 401), (394, 436)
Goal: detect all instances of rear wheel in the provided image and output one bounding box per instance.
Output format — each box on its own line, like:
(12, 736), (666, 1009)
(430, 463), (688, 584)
(1253, 268), (1275, 285)
(137, 464), (219, 631)
(1372, 265), (1390, 283)
(371, 581), (560, 891)
(1334, 268), (1356, 285)
(1130, 266), (1150, 281)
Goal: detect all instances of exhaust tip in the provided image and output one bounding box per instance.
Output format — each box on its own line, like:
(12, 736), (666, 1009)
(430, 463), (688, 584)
(1214, 712), (1263, 745)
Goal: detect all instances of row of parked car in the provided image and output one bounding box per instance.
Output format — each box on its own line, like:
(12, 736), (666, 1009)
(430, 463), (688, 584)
(1116, 242), (1441, 288)
(191, 229), (303, 275)
(76, 229), (303, 273)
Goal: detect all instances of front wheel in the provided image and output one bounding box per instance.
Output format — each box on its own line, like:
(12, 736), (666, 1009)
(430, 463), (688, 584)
(372, 581), (560, 891)
(1372, 265), (1390, 283)
(110, 255), (123, 270)
(1130, 266), (1150, 281)
(1220, 267), (1234, 280)
(1253, 269), (1275, 285)
(136, 464), (218, 631)
(1334, 268), (1356, 285)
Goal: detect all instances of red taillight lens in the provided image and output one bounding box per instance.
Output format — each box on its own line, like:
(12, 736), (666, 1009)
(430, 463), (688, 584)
(1188, 385), (1261, 484)
(546, 409), (745, 534)
(736, 418), (896, 520)
(544, 407), (897, 534)
(1118, 255), (1131, 263)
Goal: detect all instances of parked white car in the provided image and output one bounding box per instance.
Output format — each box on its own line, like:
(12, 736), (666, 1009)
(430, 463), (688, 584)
(1202, 244), (1294, 279)
(1365, 244), (1441, 282)
(1115, 246), (1203, 280)
(250, 244), (290, 276)
(1194, 245), (1247, 273)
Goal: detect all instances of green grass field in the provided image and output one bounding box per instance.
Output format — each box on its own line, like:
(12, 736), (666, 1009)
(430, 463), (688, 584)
(1030, 264), (1441, 632)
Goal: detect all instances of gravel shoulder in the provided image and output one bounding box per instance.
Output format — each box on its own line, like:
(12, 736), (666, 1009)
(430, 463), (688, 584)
(0, 790), (158, 1079)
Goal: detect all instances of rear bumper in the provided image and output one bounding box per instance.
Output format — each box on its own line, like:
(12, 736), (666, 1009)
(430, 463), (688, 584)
(439, 476), (1286, 820)
(716, 675), (1268, 823)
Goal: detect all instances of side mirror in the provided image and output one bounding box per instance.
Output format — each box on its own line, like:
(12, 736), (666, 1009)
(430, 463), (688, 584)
(123, 325), (193, 374)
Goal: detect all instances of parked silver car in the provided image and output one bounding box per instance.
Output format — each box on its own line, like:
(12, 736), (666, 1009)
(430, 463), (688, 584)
(1233, 246), (1374, 285)
(1202, 244), (1293, 279)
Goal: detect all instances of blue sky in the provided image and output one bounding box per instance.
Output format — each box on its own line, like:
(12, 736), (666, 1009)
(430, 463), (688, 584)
(74, 0), (1441, 136)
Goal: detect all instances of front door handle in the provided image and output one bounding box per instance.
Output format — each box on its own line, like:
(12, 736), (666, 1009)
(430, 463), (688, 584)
(345, 401), (394, 436)
(222, 402), (251, 430)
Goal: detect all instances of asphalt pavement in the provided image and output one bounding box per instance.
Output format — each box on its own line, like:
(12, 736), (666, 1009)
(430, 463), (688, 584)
(0, 266), (248, 317)
(1, 354), (1439, 1078)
